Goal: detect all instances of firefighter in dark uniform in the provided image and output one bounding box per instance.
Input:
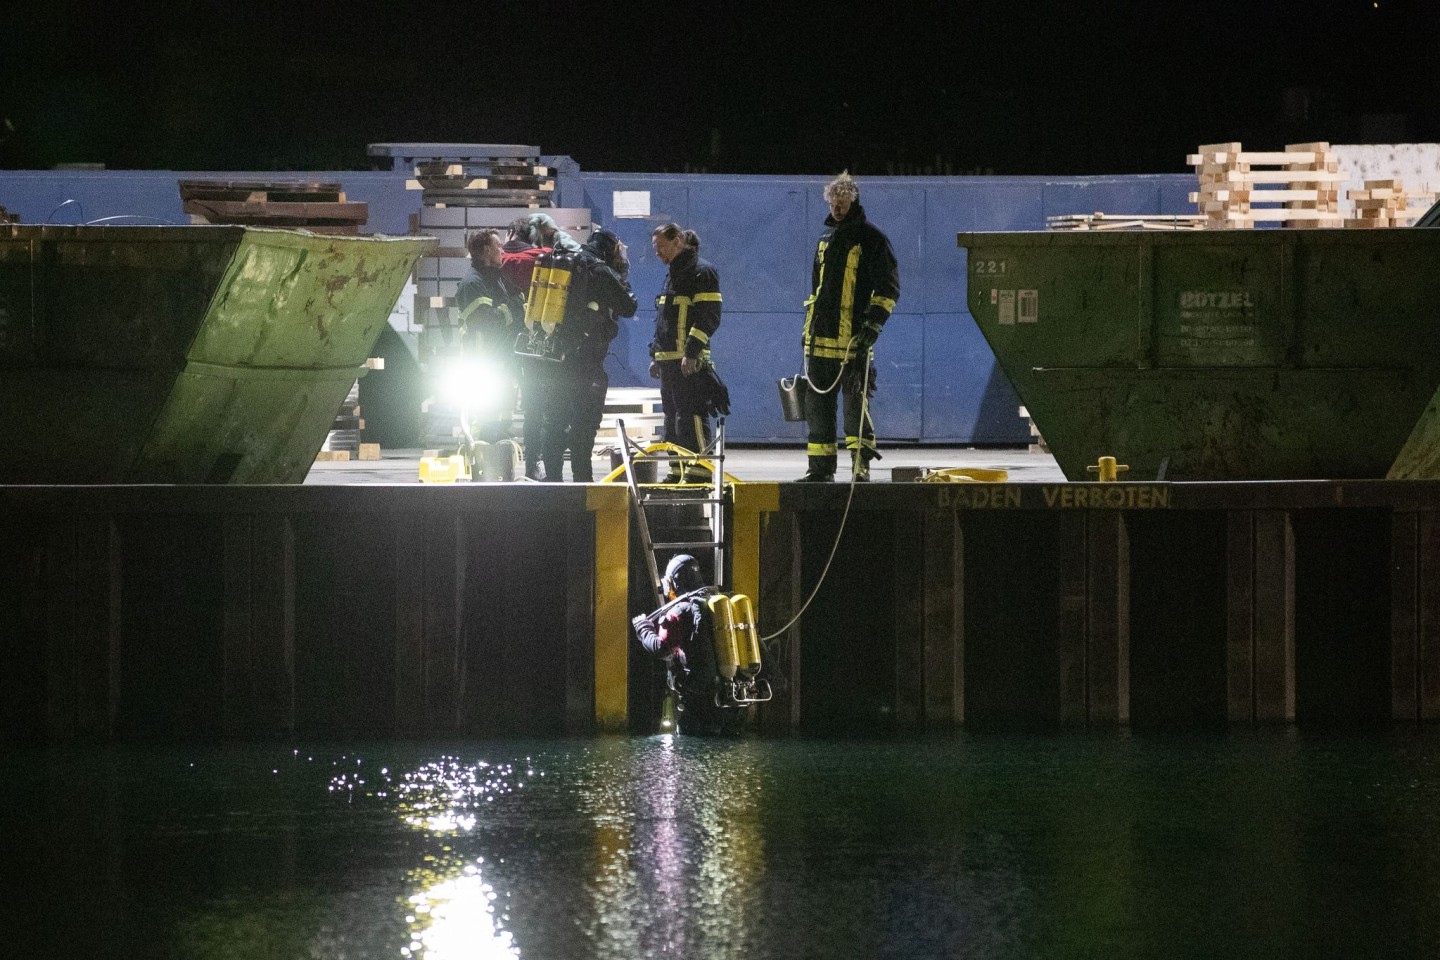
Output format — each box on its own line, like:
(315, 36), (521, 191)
(453, 228), (523, 442)
(542, 229), (638, 481)
(798, 172), (900, 482)
(650, 223), (722, 482)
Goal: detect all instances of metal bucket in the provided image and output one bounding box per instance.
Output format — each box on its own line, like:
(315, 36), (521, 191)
(778, 375), (808, 422)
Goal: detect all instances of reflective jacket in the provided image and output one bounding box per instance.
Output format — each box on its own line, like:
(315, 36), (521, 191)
(650, 246), (722, 362)
(803, 202), (900, 360)
(454, 264), (523, 357)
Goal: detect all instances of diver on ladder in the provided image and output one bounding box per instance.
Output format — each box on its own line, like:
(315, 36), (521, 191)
(631, 554), (769, 735)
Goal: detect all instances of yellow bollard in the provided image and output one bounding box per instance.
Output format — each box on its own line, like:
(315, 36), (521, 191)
(1086, 456), (1130, 483)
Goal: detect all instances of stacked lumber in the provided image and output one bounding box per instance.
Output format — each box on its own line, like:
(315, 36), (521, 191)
(1046, 212), (1205, 231)
(319, 381), (364, 461)
(1344, 179), (1436, 228)
(179, 180), (368, 234)
(1188, 142), (1344, 228)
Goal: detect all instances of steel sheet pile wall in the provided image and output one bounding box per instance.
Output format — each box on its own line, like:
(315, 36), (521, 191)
(5, 480), (1439, 743)
(755, 482), (1433, 730)
(0, 486), (623, 743)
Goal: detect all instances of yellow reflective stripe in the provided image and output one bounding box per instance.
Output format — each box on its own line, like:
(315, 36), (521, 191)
(692, 292), (722, 303)
(458, 296), (493, 322)
(869, 294), (896, 313)
(807, 442), (837, 456)
(843, 436), (877, 450)
(675, 299), (690, 354)
(689, 328), (710, 345)
(804, 239), (830, 340)
(809, 345), (851, 360)
(839, 245), (862, 345)
(653, 348), (711, 362)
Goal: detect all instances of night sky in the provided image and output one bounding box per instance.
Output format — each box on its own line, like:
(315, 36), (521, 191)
(4, 0), (1437, 176)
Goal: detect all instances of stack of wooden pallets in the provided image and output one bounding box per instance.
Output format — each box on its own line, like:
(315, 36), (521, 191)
(178, 180), (369, 234)
(1046, 213), (1205, 231)
(1344, 180), (1436, 227)
(1188, 142), (1344, 228)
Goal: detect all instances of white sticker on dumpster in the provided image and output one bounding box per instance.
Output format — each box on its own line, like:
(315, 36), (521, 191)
(1018, 289), (1038, 323)
(997, 289), (1016, 324)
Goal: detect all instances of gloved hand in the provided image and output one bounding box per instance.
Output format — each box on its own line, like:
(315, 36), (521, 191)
(855, 327), (879, 353)
(631, 614), (653, 637)
(649, 360), (661, 379)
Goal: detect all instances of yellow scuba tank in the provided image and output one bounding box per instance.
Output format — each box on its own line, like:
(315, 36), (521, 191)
(707, 594), (741, 681)
(542, 252), (573, 334)
(727, 593), (762, 679)
(524, 259), (550, 332)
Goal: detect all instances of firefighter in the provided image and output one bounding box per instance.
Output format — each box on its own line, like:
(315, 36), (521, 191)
(649, 223), (723, 483)
(452, 229), (523, 442)
(797, 172), (900, 482)
(541, 229), (637, 481)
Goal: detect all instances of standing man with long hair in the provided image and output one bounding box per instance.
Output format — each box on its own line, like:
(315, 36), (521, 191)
(798, 172), (900, 482)
(650, 223), (723, 482)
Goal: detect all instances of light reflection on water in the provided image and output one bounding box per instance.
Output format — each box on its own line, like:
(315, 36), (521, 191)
(7, 732), (1440, 959)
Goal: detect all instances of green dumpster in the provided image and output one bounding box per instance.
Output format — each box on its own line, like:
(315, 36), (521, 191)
(0, 225), (434, 483)
(957, 229), (1440, 481)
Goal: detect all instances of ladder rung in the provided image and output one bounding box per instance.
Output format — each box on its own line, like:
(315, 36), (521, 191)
(653, 540), (722, 551)
(640, 497), (726, 506)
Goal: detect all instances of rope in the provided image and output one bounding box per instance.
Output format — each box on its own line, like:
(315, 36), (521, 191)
(759, 347), (871, 647)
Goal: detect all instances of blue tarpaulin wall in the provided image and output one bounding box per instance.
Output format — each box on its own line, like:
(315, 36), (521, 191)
(0, 166), (1193, 444)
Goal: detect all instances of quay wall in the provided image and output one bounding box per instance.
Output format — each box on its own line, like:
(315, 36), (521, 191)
(3, 481), (1438, 742)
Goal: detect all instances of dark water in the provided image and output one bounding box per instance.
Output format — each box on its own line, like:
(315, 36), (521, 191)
(4, 730), (1440, 959)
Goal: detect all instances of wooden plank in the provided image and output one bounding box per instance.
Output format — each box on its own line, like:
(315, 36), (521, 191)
(1391, 512), (1420, 720)
(1226, 512), (1255, 721)
(1252, 510), (1295, 721)
(922, 510), (963, 726)
(1086, 512), (1130, 724)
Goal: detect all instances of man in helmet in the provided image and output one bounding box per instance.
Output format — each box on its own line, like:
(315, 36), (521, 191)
(631, 554), (739, 735)
(797, 172), (900, 483)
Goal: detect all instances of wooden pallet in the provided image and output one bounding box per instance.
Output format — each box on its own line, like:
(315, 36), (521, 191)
(1188, 141), (1344, 228)
(1046, 212), (1206, 231)
(1344, 179), (1437, 228)
(179, 179), (368, 234)
(598, 387), (665, 454)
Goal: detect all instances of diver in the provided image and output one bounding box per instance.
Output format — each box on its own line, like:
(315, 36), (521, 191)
(632, 554), (765, 735)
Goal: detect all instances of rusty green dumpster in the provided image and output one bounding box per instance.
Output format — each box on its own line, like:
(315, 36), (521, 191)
(0, 225), (433, 483)
(957, 228), (1440, 481)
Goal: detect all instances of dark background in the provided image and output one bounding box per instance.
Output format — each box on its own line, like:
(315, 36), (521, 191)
(4, 0), (1437, 175)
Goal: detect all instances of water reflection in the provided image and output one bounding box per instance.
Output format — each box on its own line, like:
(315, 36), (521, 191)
(579, 735), (766, 959)
(332, 754), (531, 958)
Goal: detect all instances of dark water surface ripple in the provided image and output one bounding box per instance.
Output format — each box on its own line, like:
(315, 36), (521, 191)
(3, 730), (1440, 959)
